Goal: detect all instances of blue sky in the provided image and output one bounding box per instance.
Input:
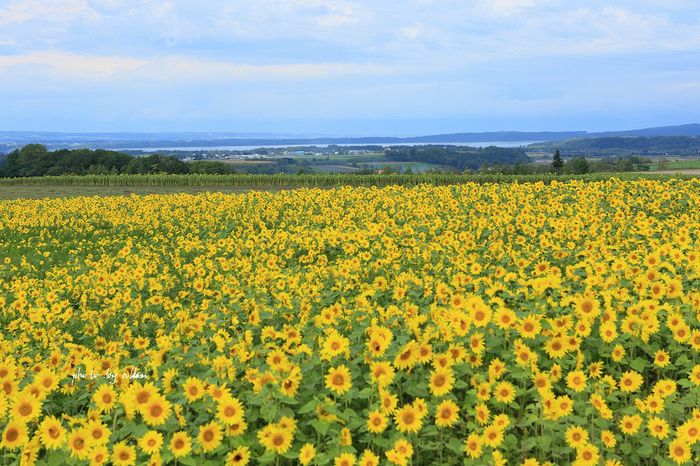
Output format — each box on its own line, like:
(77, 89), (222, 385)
(1, 0), (699, 136)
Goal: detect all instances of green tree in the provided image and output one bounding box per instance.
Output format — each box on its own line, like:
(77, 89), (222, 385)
(551, 149), (564, 174)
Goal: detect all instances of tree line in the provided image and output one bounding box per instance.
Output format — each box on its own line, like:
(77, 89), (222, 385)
(0, 144), (304, 178)
(384, 146), (531, 171)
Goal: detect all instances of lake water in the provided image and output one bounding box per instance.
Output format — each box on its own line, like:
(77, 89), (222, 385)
(123, 141), (542, 152)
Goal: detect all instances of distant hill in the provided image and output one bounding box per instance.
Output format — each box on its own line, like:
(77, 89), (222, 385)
(529, 135), (700, 157)
(1, 124), (699, 152)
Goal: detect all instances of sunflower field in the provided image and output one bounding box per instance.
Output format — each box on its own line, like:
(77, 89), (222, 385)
(1, 178), (700, 466)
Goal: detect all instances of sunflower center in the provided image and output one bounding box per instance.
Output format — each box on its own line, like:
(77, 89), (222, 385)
(174, 439), (185, 449)
(151, 405), (163, 417)
(272, 434), (285, 446)
(6, 429), (18, 442)
(204, 431), (214, 442)
(19, 404), (31, 416)
(333, 375), (344, 386)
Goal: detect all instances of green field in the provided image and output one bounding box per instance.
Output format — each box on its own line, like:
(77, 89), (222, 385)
(649, 158), (700, 170)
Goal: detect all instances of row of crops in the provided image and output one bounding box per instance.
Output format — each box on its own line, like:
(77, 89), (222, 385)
(0, 172), (697, 187)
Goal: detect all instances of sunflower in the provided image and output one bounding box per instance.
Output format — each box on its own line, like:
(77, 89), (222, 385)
(358, 449), (380, 466)
(379, 389), (398, 414)
(142, 394), (172, 426)
(475, 404), (490, 425)
(334, 452), (357, 466)
(668, 438), (691, 465)
(325, 365), (352, 395)
(619, 370), (643, 393)
(619, 414), (642, 435)
(464, 433), (483, 459)
(299, 443), (316, 465)
(369, 361), (395, 388)
(519, 315), (541, 339)
(183, 376), (205, 403)
(90, 444), (110, 466)
(93, 384), (118, 413)
(494, 308), (517, 330)
(493, 381), (516, 404)
(86, 419), (111, 445)
(428, 367), (455, 397)
(367, 410), (388, 434)
(566, 370), (587, 393)
(482, 425), (504, 448)
(226, 446), (251, 466)
(12, 391), (42, 422)
(38, 415), (66, 450)
(654, 349), (671, 368)
(393, 438), (413, 458)
(35, 369), (59, 393)
(469, 304), (492, 328)
(131, 382), (159, 409)
(260, 425), (293, 454)
(677, 419), (700, 445)
(611, 344), (625, 362)
(434, 399), (460, 428)
(169, 431), (192, 458)
(601, 430), (617, 447)
(576, 444), (599, 466)
(393, 342), (418, 370)
(544, 337), (567, 359)
(138, 430), (164, 455)
(198, 421), (223, 452)
(394, 404), (422, 434)
(532, 373), (551, 393)
(321, 331), (350, 361)
(67, 428), (91, 460)
(217, 395), (245, 426)
(564, 426), (589, 449)
(599, 322), (618, 343)
(280, 369), (301, 398)
(112, 441), (136, 466)
(1, 420), (28, 450)
(228, 420), (248, 437)
(574, 296), (600, 319)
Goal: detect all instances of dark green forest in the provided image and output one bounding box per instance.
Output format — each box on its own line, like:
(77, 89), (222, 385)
(531, 135), (700, 156)
(0, 144), (297, 177)
(385, 146), (530, 171)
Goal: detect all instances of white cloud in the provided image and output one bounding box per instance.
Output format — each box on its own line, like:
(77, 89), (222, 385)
(0, 51), (401, 83)
(400, 22), (423, 40)
(486, 0), (535, 15)
(0, 0), (95, 25)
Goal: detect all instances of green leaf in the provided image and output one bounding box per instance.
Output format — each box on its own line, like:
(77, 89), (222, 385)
(311, 419), (330, 436)
(178, 457), (197, 466)
(298, 399), (320, 414)
(48, 451), (66, 466)
(447, 437), (464, 454)
(630, 358), (647, 373)
(637, 444), (654, 457)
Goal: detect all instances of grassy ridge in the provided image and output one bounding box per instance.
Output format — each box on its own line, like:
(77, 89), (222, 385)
(1, 172), (699, 188)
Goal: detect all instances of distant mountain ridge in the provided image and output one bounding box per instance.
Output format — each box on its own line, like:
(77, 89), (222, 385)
(1, 124), (699, 152)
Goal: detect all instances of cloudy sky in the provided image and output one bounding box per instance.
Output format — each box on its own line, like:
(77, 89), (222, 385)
(1, 0), (699, 135)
